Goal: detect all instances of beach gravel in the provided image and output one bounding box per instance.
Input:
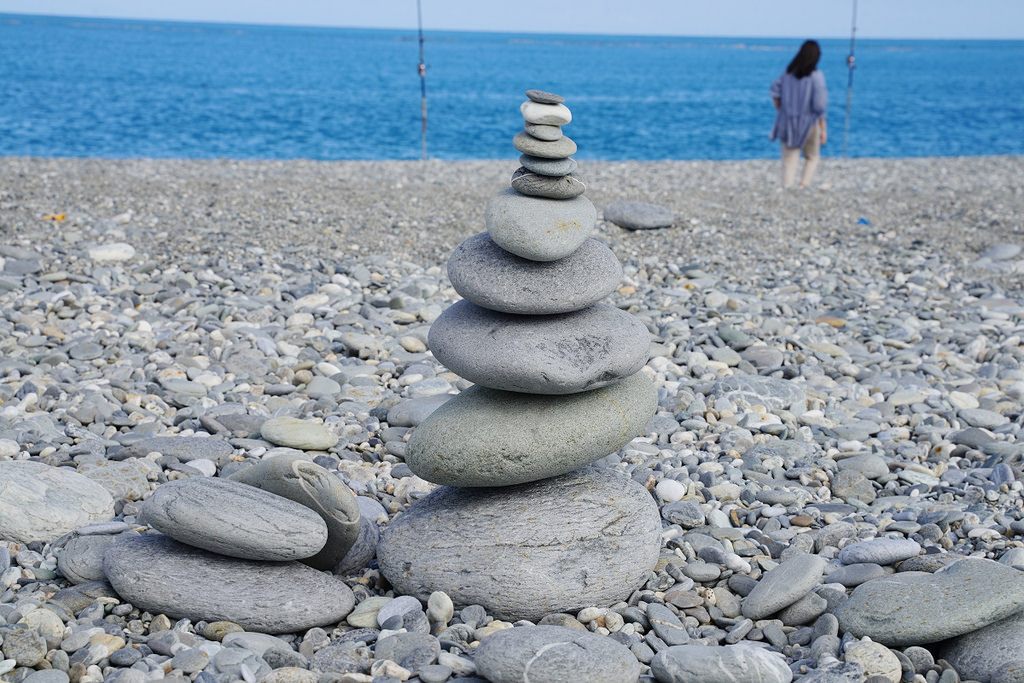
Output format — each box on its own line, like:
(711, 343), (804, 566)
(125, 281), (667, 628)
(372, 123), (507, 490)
(0, 155), (1022, 681)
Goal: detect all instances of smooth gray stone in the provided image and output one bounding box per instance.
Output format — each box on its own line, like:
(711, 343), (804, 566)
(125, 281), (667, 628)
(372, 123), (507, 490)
(333, 515), (378, 575)
(406, 371), (657, 487)
(603, 200), (674, 230)
(104, 534), (354, 634)
(374, 632), (440, 666)
(428, 301), (650, 394)
(140, 477), (328, 561)
(228, 454), (361, 570)
(0, 461), (115, 543)
(511, 168), (587, 199)
(742, 553), (826, 620)
(831, 469), (877, 504)
(937, 611), (1024, 682)
(378, 467), (661, 622)
(836, 454), (890, 480)
(519, 154), (577, 176)
(647, 604), (689, 646)
(386, 394), (454, 427)
(525, 89), (564, 104)
(838, 538), (921, 566)
(835, 557), (1024, 646)
(524, 123), (562, 141)
(711, 375), (807, 411)
(112, 436), (234, 463)
(651, 643), (793, 683)
(22, 671), (71, 683)
(513, 131), (576, 159)
(776, 591), (828, 626)
(826, 563), (886, 587)
(475, 625), (640, 683)
(447, 233), (621, 315)
(57, 530), (138, 584)
(485, 187), (596, 262)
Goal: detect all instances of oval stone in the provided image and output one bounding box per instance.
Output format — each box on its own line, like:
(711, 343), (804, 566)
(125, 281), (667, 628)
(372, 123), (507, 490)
(513, 131), (577, 159)
(485, 187), (596, 262)
(603, 200), (675, 230)
(523, 123), (562, 141)
(651, 643), (793, 683)
(140, 477), (328, 561)
(835, 557), (1024, 646)
(378, 467), (660, 622)
(0, 461), (115, 543)
(475, 625), (641, 683)
(511, 169), (587, 200)
(447, 233), (621, 315)
(520, 154), (577, 176)
(520, 100), (571, 126)
(260, 417), (339, 451)
(428, 301), (650, 394)
(228, 454), (362, 570)
(104, 534), (354, 634)
(406, 371), (657, 487)
(525, 89), (564, 104)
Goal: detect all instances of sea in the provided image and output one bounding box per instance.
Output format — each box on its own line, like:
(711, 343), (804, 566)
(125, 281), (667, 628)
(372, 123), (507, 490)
(2, 13), (1023, 161)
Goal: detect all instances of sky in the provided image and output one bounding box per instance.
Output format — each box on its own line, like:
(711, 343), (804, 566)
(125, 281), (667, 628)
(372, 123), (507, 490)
(3, 0), (1024, 39)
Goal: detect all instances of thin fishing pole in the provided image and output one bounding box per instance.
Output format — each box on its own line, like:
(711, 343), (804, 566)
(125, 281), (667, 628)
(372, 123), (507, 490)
(417, 0), (428, 160)
(843, 0), (857, 158)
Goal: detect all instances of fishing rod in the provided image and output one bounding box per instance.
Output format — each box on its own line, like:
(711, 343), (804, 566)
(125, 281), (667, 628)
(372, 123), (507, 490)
(843, 0), (857, 157)
(417, 0), (428, 160)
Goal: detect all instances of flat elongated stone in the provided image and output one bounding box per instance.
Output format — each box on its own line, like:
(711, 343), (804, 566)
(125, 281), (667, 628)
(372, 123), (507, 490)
(651, 643), (793, 683)
(485, 187), (596, 262)
(838, 538), (921, 566)
(429, 301), (649, 394)
(111, 436), (234, 464)
(525, 89), (564, 104)
(406, 371), (657, 487)
(475, 625), (640, 683)
(511, 168), (587, 199)
(104, 534), (354, 634)
(520, 154), (577, 176)
(0, 461), (115, 543)
(260, 417), (339, 450)
(140, 477), (328, 561)
(378, 467), (660, 622)
(835, 557), (1024, 646)
(447, 233), (621, 315)
(742, 553), (826, 619)
(228, 454), (362, 570)
(513, 131), (577, 159)
(603, 200), (674, 230)
(520, 100), (571, 125)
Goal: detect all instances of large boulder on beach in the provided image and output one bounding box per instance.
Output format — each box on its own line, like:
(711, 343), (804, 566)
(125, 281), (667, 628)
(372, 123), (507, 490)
(835, 557), (1024, 646)
(406, 371), (657, 487)
(0, 461), (115, 543)
(428, 300), (650, 394)
(936, 611), (1024, 682)
(475, 625), (641, 683)
(485, 187), (596, 262)
(378, 467), (660, 622)
(104, 534), (354, 633)
(447, 233), (621, 315)
(228, 454), (362, 570)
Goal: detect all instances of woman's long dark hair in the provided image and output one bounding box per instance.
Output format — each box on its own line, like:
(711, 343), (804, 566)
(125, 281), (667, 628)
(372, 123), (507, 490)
(786, 40), (821, 79)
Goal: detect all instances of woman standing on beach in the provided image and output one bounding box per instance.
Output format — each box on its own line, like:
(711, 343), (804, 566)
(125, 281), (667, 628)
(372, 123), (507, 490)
(770, 40), (828, 189)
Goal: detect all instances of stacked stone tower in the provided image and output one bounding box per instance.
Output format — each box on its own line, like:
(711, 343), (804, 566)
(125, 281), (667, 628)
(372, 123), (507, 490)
(378, 91), (662, 622)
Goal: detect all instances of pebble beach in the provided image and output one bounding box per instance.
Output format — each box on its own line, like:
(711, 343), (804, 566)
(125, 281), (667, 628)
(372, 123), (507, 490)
(2, 154), (1024, 683)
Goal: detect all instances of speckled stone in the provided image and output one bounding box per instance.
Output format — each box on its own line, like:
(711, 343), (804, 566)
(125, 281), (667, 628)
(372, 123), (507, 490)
(475, 625), (641, 683)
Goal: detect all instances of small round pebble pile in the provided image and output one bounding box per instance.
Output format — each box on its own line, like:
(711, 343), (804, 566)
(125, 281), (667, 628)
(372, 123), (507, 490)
(0, 145), (1022, 683)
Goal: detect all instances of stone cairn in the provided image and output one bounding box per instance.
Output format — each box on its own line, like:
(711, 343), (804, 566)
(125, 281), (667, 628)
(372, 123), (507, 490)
(378, 90), (663, 622)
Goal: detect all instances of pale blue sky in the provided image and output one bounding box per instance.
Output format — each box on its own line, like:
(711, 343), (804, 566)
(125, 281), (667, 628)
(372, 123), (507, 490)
(4, 0), (1024, 39)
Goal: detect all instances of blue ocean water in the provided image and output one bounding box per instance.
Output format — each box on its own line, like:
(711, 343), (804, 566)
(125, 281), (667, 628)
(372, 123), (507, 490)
(2, 13), (1022, 161)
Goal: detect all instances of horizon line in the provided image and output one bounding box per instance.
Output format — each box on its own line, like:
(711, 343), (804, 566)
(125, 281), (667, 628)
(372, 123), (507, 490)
(4, 11), (1023, 42)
